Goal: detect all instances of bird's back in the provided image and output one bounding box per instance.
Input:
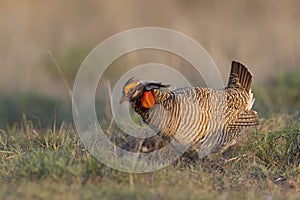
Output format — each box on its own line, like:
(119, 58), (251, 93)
(141, 61), (258, 158)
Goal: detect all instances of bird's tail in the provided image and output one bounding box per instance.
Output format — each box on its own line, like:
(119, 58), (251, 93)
(227, 61), (252, 93)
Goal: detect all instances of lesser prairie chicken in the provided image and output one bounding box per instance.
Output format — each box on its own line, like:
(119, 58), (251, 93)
(120, 61), (258, 159)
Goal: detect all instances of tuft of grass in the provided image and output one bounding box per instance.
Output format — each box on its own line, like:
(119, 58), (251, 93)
(13, 149), (83, 182)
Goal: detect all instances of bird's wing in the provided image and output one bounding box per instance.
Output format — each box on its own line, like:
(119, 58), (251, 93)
(228, 110), (259, 129)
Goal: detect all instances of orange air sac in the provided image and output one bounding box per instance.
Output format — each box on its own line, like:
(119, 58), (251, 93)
(141, 91), (155, 108)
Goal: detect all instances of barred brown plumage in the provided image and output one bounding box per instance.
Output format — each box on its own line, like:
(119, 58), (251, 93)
(120, 61), (259, 159)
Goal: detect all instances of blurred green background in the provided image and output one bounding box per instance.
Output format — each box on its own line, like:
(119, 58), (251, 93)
(0, 0), (299, 128)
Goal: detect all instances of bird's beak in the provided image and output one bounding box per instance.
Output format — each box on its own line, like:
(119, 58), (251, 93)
(119, 95), (127, 104)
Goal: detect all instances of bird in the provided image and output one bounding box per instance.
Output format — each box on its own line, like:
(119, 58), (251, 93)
(119, 61), (258, 159)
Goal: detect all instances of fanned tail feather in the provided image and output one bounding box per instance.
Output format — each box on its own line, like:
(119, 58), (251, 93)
(227, 61), (252, 93)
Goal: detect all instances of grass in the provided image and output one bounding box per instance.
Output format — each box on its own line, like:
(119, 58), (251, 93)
(253, 69), (300, 118)
(0, 93), (72, 129)
(0, 65), (299, 199)
(0, 114), (299, 199)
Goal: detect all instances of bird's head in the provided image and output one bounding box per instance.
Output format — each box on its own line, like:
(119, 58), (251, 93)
(119, 77), (170, 108)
